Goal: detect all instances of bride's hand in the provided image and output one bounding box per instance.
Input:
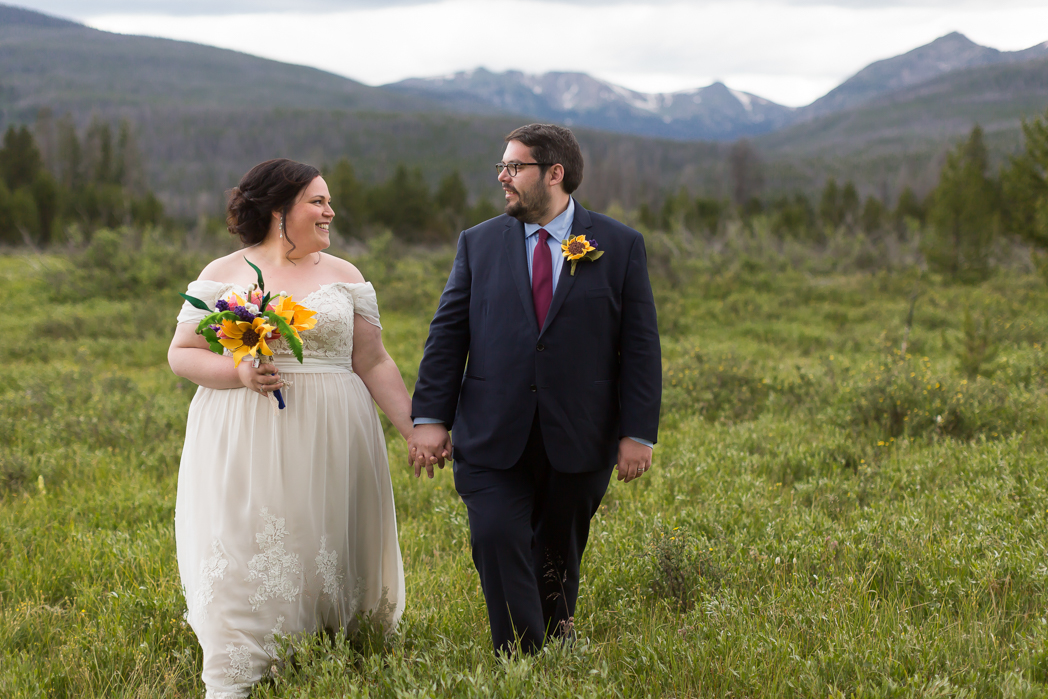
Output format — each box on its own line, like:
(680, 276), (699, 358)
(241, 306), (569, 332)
(237, 360), (283, 396)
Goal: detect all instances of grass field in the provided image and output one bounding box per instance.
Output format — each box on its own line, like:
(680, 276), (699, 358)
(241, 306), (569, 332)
(3, 227), (1048, 698)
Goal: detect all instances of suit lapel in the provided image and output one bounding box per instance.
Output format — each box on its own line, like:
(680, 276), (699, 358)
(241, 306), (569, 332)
(503, 217), (539, 334)
(539, 200), (592, 337)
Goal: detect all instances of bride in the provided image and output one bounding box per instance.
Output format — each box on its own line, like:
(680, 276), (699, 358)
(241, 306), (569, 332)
(168, 159), (413, 698)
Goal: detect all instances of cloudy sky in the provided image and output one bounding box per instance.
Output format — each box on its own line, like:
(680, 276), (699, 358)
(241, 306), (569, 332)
(13, 0), (1048, 106)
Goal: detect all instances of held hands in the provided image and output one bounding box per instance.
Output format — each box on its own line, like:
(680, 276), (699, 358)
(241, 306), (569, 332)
(407, 423), (452, 479)
(616, 437), (653, 483)
(238, 360), (283, 397)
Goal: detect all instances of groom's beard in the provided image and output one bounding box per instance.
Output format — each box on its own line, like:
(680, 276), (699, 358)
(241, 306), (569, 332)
(505, 181), (552, 223)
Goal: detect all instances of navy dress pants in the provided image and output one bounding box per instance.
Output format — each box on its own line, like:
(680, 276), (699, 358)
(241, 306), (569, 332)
(454, 412), (613, 653)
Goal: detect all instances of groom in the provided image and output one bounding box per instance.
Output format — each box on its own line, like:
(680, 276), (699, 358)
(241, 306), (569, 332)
(409, 124), (661, 653)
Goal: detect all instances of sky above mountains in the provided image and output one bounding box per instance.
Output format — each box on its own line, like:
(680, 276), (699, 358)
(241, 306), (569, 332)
(11, 0), (1048, 106)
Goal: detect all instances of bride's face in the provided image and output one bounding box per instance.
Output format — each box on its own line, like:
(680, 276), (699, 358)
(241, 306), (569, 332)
(281, 176), (334, 254)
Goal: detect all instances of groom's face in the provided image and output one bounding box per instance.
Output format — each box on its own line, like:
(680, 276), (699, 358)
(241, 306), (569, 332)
(499, 140), (551, 223)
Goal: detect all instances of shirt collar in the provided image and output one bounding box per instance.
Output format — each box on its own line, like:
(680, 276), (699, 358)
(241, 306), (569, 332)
(524, 197), (575, 243)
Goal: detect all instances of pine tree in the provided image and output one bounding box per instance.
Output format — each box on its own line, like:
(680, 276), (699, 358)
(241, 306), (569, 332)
(84, 118), (115, 185)
(728, 139), (763, 208)
(0, 126), (43, 190)
(861, 196), (886, 235)
(436, 170), (468, 236)
(923, 125), (1000, 281)
(894, 186), (925, 229)
(819, 178), (842, 229)
(841, 181), (860, 229)
(1001, 108), (1048, 248)
(55, 113), (82, 189)
(366, 165), (433, 243)
(327, 158), (366, 239)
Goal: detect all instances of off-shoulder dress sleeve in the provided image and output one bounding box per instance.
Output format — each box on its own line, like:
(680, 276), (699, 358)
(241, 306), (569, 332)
(350, 282), (382, 329)
(176, 280), (233, 324)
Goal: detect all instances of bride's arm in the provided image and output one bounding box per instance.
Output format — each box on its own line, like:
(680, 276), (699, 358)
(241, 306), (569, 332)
(168, 323), (282, 392)
(351, 315), (413, 440)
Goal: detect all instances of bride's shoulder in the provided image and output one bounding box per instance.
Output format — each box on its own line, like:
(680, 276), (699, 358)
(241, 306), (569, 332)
(321, 253), (366, 285)
(196, 251), (245, 282)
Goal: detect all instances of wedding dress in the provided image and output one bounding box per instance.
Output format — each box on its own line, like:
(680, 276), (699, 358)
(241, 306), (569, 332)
(174, 281), (404, 699)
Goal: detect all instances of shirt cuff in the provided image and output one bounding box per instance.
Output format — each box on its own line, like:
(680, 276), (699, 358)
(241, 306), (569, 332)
(627, 436), (654, 449)
(413, 417), (445, 426)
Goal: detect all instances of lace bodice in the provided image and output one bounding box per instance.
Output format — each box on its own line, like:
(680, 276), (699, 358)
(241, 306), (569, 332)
(177, 281), (381, 360)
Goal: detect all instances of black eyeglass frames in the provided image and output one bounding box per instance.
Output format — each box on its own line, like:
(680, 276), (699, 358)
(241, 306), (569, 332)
(495, 162), (553, 176)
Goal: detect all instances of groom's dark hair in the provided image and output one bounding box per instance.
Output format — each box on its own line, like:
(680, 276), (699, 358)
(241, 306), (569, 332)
(505, 124), (584, 194)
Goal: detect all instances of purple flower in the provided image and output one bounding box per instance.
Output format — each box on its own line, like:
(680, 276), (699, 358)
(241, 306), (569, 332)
(589, 239), (599, 249)
(234, 305), (256, 322)
(215, 299), (229, 311)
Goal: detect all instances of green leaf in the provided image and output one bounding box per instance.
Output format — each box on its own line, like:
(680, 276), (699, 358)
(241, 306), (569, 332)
(587, 250), (605, 261)
(178, 292), (211, 311)
(200, 326), (224, 355)
(194, 310), (238, 336)
(244, 256), (265, 293)
(261, 292), (272, 311)
(263, 311), (304, 363)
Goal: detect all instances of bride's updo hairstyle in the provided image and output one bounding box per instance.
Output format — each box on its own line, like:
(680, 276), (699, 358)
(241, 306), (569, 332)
(227, 159), (321, 255)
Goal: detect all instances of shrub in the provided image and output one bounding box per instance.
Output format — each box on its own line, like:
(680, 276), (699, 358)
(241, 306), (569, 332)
(47, 227), (208, 302)
(837, 355), (1044, 441)
(647, 526), (720, 612)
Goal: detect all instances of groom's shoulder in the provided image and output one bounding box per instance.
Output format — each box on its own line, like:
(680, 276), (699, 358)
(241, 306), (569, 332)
(463, 213), (514, 238)
(459, 213), (515, 249)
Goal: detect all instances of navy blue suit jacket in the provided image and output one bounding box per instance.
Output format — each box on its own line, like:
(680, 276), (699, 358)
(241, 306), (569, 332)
(411, 200), (661, 474)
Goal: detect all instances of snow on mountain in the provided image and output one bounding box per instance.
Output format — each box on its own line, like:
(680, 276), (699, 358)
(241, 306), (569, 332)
(386, 68), (795, 142)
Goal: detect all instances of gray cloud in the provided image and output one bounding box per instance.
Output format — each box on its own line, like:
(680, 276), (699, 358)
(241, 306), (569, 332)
(10, 0), (1043, 20)
(9, 0), (421, 19)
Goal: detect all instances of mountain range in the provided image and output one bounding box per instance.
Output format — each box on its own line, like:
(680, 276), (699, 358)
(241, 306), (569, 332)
(1, 3), (1047, 214)
(386, 70), (795, 142)
(387, 32), (1048, 143)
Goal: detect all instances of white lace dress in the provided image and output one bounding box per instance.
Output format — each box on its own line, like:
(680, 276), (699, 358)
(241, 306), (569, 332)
(174, 281), (404, 699)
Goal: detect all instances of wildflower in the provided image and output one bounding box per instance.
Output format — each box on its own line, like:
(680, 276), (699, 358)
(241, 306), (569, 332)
(561, 234), (595, 260)
(232, 306), (255, 324)
(219, 317), (276, 366)
(272, 295), (318, 334)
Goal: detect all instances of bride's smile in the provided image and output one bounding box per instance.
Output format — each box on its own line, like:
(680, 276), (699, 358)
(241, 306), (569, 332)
(280, 176), (335, 255)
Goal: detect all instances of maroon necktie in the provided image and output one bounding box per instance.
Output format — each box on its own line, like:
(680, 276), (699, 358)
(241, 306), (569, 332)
(532, 228), (553, 330)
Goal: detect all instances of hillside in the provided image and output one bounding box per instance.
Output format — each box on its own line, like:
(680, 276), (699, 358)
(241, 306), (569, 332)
(797, 32), (1048, 122)
(0, 8), (437, 121)
(761, 56), (1048, 158)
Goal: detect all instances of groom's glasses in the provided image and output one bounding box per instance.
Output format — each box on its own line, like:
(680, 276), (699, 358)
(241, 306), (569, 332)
(495, 162), (552, 177)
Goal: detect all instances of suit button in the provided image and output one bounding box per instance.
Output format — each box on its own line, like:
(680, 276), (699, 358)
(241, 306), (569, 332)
(530, 384), (537, 392)
(536, 344), (545, 352)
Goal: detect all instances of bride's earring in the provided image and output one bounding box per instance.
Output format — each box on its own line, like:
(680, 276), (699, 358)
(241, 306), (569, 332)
(279, 219), (284, 239)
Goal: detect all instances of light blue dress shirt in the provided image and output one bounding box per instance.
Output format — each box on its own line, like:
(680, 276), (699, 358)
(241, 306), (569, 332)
(524, 197), (574, 295)
(414, 198), (652, 450)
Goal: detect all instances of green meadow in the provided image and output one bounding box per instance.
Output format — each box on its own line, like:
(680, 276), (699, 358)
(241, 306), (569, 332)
(4, 226), (1048, 697)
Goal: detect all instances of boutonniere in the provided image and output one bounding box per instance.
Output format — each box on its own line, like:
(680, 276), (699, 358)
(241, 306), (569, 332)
(561, 235), (604, 275)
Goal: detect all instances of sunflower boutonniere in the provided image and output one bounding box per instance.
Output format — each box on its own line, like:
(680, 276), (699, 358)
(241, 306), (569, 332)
(561, 235), (604, 275)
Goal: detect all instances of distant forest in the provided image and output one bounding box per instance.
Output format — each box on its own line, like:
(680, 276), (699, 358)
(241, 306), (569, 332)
(4, 107), (1047, 286)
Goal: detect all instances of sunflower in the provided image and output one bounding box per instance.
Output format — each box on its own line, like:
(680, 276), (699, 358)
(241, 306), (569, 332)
(561, 234), (596, 261)
(272, 295), (318, 333)
(218, 317), (276, 366)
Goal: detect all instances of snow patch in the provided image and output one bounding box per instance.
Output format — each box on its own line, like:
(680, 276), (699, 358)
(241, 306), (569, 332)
(560, 83), (580, 110)
(606, 82), (661, 113)
(729, 88), (753, 112)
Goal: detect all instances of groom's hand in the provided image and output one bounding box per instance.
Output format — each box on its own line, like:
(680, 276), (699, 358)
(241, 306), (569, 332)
(408, 424), (452, 479)
(616, 438), (652, 483)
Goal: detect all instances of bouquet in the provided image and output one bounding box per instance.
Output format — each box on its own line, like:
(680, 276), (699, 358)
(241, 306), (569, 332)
(179, 258), (317, 409)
